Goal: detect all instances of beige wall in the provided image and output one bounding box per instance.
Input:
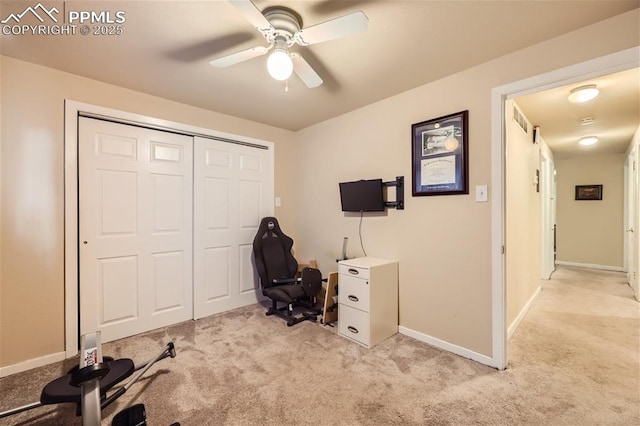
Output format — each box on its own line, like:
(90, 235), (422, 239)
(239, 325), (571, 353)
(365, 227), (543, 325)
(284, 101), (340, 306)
(505, 100), (549, 328)
(0, 8), (638, 368)
(556, 153), (625, 267)
(0, 56), (297, 367)
(293, 10), (639, 357)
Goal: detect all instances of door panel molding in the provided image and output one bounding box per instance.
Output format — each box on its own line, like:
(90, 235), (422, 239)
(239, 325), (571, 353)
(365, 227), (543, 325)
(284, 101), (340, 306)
(65, 100), (274, 357)
(193, 136), (272, 319)
(79, 117), (193, 343)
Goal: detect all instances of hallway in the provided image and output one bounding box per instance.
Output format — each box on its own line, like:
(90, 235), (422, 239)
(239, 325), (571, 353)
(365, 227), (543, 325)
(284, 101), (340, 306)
(509, 265), (639, 423)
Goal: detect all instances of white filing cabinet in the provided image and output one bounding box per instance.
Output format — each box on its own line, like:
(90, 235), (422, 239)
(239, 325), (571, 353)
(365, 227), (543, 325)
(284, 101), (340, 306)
(338, 257), (398, 348)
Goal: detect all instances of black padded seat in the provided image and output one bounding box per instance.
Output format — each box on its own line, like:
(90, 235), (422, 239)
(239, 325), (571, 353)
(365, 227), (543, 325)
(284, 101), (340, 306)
(253, 217), (323, 326)
(40, 359), (135, 405)
(253, 217), (303, 305)
(263, 283), (306, 304)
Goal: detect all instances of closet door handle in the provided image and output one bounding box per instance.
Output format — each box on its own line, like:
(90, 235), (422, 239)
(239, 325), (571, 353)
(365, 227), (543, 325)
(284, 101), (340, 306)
(347, 326), (359, 334)
(348, 295), (359, 302)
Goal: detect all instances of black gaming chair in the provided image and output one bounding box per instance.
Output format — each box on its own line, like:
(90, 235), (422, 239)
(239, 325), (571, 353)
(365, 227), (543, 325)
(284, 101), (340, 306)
(253, 217), (322, 326)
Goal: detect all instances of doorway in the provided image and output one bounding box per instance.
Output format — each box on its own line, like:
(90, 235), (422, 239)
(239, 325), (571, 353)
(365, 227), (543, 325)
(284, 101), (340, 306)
(491, 47), (639, 369)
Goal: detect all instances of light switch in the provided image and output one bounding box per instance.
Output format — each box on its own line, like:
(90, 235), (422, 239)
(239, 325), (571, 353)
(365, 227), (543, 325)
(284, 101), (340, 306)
(275, 196), (281, 207)
(475, 185), (488, 202)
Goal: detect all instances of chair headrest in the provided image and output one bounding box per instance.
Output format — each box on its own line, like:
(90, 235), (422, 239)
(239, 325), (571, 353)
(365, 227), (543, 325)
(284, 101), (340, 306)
(256, 216), (284, 239)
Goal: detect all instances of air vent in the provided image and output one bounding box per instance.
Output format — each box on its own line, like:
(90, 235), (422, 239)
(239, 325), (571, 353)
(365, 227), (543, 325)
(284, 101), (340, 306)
(513, 105), (528, 134)
(580, 117), (596, 126)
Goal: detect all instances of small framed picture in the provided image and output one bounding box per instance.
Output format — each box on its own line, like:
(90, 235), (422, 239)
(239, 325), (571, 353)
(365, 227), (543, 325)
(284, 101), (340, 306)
(575, 184), (603, 200)
(411, 110), (469, 196)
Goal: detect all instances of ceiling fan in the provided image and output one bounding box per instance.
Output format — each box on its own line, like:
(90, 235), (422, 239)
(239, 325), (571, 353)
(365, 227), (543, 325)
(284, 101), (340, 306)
(209, 0), (369, 88)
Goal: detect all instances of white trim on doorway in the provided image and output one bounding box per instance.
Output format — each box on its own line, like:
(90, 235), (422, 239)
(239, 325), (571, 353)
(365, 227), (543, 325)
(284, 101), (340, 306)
(491, 46), (640, 370)
(540, 153), (556, 280)
(624, 140), (639, 300)
(64, 101), (275, 358)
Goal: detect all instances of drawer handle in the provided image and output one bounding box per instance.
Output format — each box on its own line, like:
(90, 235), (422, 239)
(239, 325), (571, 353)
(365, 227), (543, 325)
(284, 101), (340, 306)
(347, 326), (359, 334)
(348, 295), (359, 302)
(348, 268), (359, 275)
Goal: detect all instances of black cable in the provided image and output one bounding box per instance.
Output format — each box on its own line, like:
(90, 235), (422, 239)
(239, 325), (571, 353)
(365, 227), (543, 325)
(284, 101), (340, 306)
(359, 211), (367, 257)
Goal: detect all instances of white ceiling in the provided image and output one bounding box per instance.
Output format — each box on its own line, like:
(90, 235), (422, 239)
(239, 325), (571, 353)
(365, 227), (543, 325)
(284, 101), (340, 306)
(515, 68), (640, 159)
(1, 0), (638, 138)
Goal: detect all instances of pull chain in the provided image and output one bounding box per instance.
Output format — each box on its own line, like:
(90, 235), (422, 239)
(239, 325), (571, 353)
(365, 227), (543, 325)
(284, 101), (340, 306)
(285, 79), (289, 92)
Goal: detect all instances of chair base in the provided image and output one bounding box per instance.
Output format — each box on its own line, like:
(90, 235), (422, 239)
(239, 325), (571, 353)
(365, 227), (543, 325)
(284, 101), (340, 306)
(266, 301), (319, 327)
(298, 298), (323, 317)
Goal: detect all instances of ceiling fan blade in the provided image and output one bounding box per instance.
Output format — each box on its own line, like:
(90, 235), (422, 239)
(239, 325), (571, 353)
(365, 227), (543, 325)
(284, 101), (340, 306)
(294, 11), (368, 46)
(291, 53), (323, 88)
(209, 46), (269, 68)
(228, 0), (274, 35)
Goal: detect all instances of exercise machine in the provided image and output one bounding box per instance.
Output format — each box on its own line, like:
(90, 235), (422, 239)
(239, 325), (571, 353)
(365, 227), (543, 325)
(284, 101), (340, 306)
(0, 331), (178, 425)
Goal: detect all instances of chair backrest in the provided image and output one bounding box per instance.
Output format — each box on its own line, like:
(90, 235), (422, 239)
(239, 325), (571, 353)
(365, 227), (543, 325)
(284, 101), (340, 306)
(253, 217), (298, 289)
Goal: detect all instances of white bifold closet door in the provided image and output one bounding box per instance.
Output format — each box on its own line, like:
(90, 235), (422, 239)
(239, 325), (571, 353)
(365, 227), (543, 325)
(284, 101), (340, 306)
(193, 136), (272, 319)
(79, 117), (193, 343)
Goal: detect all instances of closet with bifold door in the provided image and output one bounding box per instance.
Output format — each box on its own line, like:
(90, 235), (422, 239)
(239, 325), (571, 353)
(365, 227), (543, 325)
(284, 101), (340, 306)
(78, 117), (273, 343)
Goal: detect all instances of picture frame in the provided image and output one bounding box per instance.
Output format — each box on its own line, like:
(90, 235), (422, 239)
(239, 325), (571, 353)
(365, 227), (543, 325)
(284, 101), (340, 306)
(575, 184), (603, 200)
(411, 110), (469, 196)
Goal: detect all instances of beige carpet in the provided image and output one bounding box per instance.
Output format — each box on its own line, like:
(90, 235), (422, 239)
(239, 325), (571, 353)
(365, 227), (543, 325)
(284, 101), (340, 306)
(1, 265), (638, 425)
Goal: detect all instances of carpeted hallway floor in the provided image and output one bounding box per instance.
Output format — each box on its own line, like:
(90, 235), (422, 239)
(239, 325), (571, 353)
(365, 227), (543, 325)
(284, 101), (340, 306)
(1, 265), (638, 425)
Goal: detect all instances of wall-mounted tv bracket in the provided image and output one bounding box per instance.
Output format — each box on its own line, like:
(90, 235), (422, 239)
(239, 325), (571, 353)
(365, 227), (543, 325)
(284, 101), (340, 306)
(383, 176), (404, 210)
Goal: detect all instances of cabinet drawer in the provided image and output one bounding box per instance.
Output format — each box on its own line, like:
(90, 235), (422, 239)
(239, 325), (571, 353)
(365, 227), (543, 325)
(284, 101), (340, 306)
(338, 264), (370, 280)
(338, 304), (370, 347)
(338, 273), (370, 312)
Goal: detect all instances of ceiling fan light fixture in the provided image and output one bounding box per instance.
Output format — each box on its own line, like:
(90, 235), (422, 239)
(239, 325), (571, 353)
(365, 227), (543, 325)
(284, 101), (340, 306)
(579, 136), (598, 146)
(568, 84), (599, 103)
(267, 46), (293, 81)
(219, 1), (368, 88)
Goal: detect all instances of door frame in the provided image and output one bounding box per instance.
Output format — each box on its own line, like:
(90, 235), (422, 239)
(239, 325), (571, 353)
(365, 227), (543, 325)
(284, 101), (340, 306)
(64, 100), (274, 357)
(624, 143), (639, 299)
(540, 153), (555, 280)
(623, 146), (633, 273)
(490, 47), (639, 369)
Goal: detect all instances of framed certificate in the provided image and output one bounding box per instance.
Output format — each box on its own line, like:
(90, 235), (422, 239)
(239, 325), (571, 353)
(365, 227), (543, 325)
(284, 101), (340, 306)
(411, 110), (468, 196)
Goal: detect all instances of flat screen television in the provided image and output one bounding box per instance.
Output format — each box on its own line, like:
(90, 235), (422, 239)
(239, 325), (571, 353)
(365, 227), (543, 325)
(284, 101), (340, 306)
(339, 179), (385, 212)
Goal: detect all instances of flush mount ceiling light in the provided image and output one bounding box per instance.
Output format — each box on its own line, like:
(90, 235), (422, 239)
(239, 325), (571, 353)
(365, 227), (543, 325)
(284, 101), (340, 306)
(568, 84), (599, 103)
(579, 136), (598, 146)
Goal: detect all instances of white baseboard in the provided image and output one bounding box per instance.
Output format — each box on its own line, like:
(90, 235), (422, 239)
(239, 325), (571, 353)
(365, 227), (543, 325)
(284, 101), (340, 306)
(555, 260), (624, 272)
(0, 351), (66, 378)
(507, 286), (541, 341)
(398, 326), (496, 368)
